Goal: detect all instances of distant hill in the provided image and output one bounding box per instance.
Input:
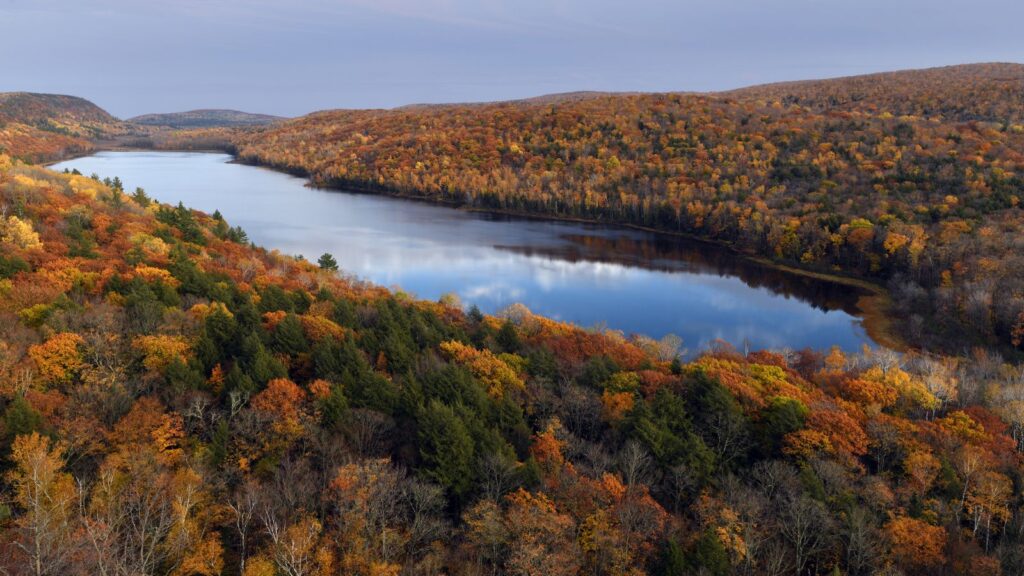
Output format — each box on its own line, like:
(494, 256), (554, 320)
(395, 90), (642, 111)
(129, 109), (283, 129)
(724, 62), (1024, 123)
(0, 92), (127, 162)
(0, 92), (118, 127)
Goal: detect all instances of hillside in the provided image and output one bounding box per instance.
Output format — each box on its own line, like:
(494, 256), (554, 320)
(725, 63), (1024, 124)
(396, 90), (640, 110)
(129, 108), (283, 129)
(0, 92), (129, 163)
(3, 151), (1024, 574)
(0, 92), (117, 126)
(232, 67), (1024, 354)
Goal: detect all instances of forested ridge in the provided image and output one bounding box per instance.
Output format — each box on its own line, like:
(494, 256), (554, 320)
(3, 142), (1024, 574)
(0, 93), (274, 162)
(230, 63), (1024, 355)
(0, 93), (130, 164)
(129, 110), (284, 130)
(725, 63), (1024, 124)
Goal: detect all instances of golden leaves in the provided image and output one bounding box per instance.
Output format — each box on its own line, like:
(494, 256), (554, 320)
(601, 390), (634, 423)
(2, 215), (43, 250)
(28, 332), (84, 387)
(132, 264), (180, 287)
(884, 516), (946, 571)
(439, 340), (524, 398)
(132, 334), (191, 373)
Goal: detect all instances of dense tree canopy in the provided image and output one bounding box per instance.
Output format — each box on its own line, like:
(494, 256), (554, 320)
(0, 93), (132, 163)
(2, 150), (1024, 574)
(3, 63), (1024, 574)
(726, 63), (1024, 124)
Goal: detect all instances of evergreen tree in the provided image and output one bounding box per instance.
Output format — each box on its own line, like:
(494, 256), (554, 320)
(418, 400), (475, 497)
(758, 396), (809, 457)
(317, 252), (339, 271)
(496, 319), (521, 352)
(272, 313), (309, 355)
(320, 382), (349, 429)
(3, 396), (44, 441)
(654, 539), (686, 576)
(686, 530), (729, 576)
(131, 186), (151, 207)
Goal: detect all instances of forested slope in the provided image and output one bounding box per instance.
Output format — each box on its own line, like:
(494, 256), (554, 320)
(129, 109), (283, 129)
(725, 63), (1024, 124)
(232, 64), (1024, 354)
(3, 142), (1024, 574)
(0, 92), (130, 163)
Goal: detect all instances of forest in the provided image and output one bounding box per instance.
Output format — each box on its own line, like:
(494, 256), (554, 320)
(2, 139), (1024, 575)
(2, 63), (1024, 575)
(128, 110), (283, 130)
(0, 93), (132, 164)
(724, 63), (1024, 124)
(226, 63), (1024, 356)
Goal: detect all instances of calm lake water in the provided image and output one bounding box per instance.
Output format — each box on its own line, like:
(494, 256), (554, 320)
(51, 151), (874, 352)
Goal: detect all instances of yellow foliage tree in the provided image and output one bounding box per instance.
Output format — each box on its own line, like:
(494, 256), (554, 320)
(6, 433), (78, 576)
(28, 332), (84, 387)
(439, 340), (524, 397)
(885, 516), (946, 572)
(132, 334), (191, 372)
(2, 215), (43, 249)
(861, 365), (939, 413)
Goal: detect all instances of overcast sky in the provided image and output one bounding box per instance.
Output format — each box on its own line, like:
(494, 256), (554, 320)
(2, 0), (1022, 118)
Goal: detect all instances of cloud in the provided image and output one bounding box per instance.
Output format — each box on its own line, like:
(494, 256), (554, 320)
(462, 282), (525, 302)
(339, 0), (627, 36)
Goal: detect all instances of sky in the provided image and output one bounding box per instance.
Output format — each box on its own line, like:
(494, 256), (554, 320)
(1, 0), (1022, 118)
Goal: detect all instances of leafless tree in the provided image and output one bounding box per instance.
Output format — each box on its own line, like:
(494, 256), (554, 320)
(617, 440), (653, 488)
(665, 463), (701, 513)
(778, 494), (832, 576)
(809, 458), (851, 500)
(760, 537), (792, 576)
(560, 384), (602, 439)
(581, 441), (615, 478)
(751, 460), (800, 502)
(345, 408), (395, 457)
(270, 456), (318, 521)
(228, 480), (262, 575)
(702, 405), (749, 469)
(477, 452), (519, 502)
(719, 475), (770, 576)
(79, 457), (181, 576)
(842, 507), (880, 576)
(405, 479), (449, 560)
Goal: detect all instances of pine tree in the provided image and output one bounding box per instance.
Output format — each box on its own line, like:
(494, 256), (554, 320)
(317, 252), (339, 272)
(418, 400), (475, 496)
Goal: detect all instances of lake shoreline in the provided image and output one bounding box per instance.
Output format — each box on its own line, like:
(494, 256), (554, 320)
(228, 154), (906, 351)
(57, 147), (905, 352)
(472, 207), (902, 351)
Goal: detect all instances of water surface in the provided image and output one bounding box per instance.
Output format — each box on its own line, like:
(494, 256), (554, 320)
(51, 151), (874, 352)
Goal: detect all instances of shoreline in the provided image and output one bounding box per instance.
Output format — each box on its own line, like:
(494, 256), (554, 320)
(468, 210), (903, 351)
(53, 146), (908, 352)
(243, 156), (907, 352)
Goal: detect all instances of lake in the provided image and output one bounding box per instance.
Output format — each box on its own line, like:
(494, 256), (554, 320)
(51, 151), (875, 353)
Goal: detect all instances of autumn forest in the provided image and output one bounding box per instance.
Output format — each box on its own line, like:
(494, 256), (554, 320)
(2, 61), (1024, 576)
